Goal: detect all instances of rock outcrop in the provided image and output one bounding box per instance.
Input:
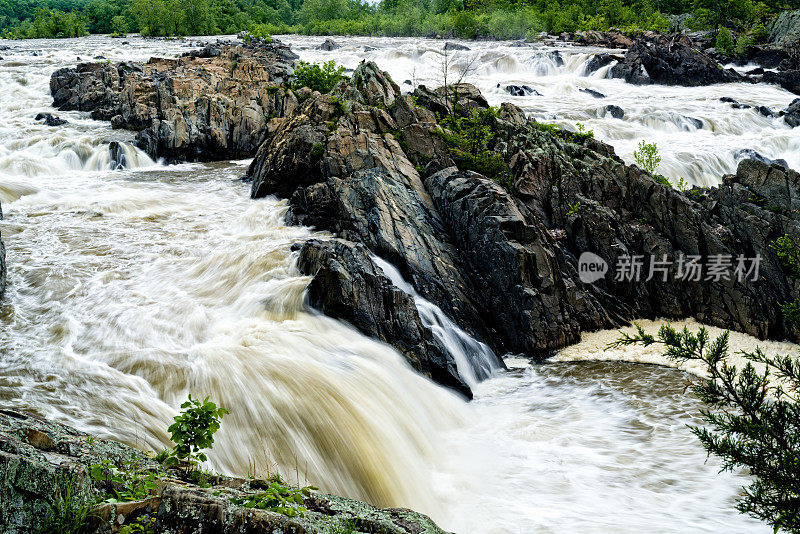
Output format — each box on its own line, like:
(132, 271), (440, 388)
(0, 410), (449, 534)
(768, 9), (800, 49)
(611, 34), (742, 86)
(50, 41), (299, 162)
(246, 60), (800, 388)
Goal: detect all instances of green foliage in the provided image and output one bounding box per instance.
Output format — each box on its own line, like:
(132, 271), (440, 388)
(164, 395), (228, 470)
(310, 142), (325, 158)
(110, 14), (126, 35)
(231, 482), (317, 518)
(781, 299), (800, 334)
(119, 517), (157, 534)
(566, 201), (581, 216)
(437, 107), (510, 187)
(3, 6), (87, 38)
(770, 235), (800, 279)
(716, 26), (734, 56)
(291, 60), (346, 94)
(37, 475), (93, 534)
(243, 22), (272, 42)
(750, 22), (768, 44)
(531, 121), (594, 144)
(735, 32), (753, 54)
(611, 324), (800, 533)
(633, 139), (661, 175)
(89, 459), (158, 503)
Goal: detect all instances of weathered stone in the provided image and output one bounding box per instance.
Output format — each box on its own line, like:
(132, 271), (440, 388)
(783, 98), (800, 127)
(34, 112), (68, 126)
(0, 412), (449, 534)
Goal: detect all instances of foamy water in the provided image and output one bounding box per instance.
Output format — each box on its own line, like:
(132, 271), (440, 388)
(280, 34), (800, 187)
(0, 35), (790, 533)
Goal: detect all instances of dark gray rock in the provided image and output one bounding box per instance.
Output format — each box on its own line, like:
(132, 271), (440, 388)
(767, 9), (800, 49)
(763, 69), (800, 95)
(585, 53), (621, 74)
(580, 88), (605, 98)
(503, 84), (540, 97)
(444, 42), (470, 51)
(605, 105), (624, 119)
(734, 148), (788, 169)
(784, 98), (800, 127)
(297, 238), (470, 395)
(611, 34), (741, 86)
(34, 112), (67, 126)
(319, 38), (339, 51)
(757, 105), (777, 118)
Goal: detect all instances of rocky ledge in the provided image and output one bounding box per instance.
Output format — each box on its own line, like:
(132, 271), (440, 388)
(245, 61), (800, 394)
(50, 40), (299, 162)
(0, 410), (448, 534)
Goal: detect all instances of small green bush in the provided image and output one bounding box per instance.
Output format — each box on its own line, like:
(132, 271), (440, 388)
(164, 395), (228, 470)
(781, 299), (800, 334)
(770, 235), (800, 279)
(716, 26), (734, 56)
(633, 140), (661, 175)
(89, 460), (158, 503)
(232, 482), (317, 518)
(291, 61), (346, 94)
(437, 108), (511, 187)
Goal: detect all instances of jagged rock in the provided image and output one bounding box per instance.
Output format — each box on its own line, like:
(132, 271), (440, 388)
(549, 50), (565, 67)
(605, 105), (624, 119)
(585, 53), (621, 74)
(34, 112), (67, 126)
(297, 238), (469, 395)
(783, 98), (800, 127)
(412, 83), (489, 116)
(762, 69), (800, 95)
(611, 34), (742, 86)
(757, 105), (777, 118)
(580, 88), (605, 98)
(0, 411), (448, 534)
(443, 42), (470, 51)
(108, 141), (126, 169)
(503, 84), (540, 97)
(319, 38), (339, 51)
(734, 148), (789, 169)
(49, 41), (297, 162)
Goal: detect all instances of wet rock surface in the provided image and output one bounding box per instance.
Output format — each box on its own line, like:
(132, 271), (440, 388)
(611, 34), (742, 86)
(0, 411), (449, 534)
(50, 40), (298, 162)
(246, 60), (800, 388)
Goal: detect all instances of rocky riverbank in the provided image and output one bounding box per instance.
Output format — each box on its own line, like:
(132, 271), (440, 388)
(0, 410), (448, 534)
(45, 40), (800, 395)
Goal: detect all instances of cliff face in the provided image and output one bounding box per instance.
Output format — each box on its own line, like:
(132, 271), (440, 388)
(0, 411), (449, 534)
(246, 61), (800, 395)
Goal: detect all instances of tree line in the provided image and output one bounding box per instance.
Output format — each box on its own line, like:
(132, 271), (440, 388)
(2, 0), (799, 44)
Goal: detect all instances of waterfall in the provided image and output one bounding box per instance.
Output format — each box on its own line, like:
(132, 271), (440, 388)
(371, 256), (501, 388)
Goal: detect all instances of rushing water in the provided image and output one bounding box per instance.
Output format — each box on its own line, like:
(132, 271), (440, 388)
(0, 35), (797, 533)
(280, 34), (800, 187)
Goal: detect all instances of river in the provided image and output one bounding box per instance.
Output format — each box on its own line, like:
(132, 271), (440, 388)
(1, 34), (796, 533)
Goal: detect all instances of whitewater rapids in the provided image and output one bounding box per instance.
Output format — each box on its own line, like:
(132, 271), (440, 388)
(1, 35), (796, 533)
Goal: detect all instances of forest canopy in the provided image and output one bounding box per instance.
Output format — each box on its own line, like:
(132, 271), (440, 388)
(1, 0), (798, 39)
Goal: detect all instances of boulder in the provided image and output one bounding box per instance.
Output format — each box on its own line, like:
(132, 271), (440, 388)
(762, 69), (800, 95)
(443, 42), (470, 51)
(605, 105), (624, 119)
(49, 41), (297, 162)
(585, 53), (621, 74)
(611, 34), (742, 86)
(503, 84), (540, 97)
(734, 148), (789, 169)
(783, 97), (800, 127)
(319, 38), (339, 51)
(580, 88), (605, 98)
(34, 112), (67, 126)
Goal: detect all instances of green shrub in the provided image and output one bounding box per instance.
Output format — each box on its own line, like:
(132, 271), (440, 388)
(231, 482), (317, 518)
(735, 33), (753, 55)
(613, 325), (800, 533)
(164, 395), (228, 471)
(770, 235), (800, 279)
(716, 26), (734, 56)
(750, 23), (768, 44)
(89, 460), (158, 503)
(781, 299), (800, 334)
(633, 140), (661, 175)
(243, 23), (272, 42)
(291, 61), (346, 94)
(437, 108), (511, 187)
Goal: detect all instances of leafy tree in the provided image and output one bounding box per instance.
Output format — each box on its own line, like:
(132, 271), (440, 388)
(612, 324), (800, 532)
(716, 25), (734, 55)
(291, 60), (346, 93)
